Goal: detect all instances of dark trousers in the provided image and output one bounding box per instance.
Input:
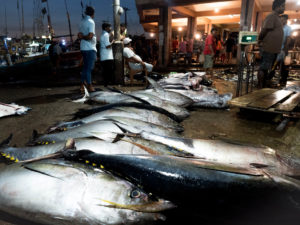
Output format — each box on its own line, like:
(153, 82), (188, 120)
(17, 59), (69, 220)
(101, 60), (114, 86)
(279, 62), (289, 85)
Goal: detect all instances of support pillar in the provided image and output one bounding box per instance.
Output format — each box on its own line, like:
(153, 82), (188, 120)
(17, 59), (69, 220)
(240, 0), (255, 31)
(204, 23), (208, 34)
(237, 0), (255, 63)
(187, 17), (196, 39)
(208, 23), (212, 34)
(158, 6), (172, 68)
(113, 0), (124, 85)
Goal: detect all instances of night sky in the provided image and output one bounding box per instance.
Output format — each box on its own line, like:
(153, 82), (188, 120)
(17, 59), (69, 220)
(0, 0), (144, 38)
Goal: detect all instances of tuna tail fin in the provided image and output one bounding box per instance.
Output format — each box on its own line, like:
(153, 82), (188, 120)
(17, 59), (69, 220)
(72, 86), (90, 103)
(0, 133), (13, 147)
(146, 76), (165, 92)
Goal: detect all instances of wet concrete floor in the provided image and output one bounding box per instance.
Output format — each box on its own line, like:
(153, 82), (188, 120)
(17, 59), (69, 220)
(0, 77), (300, 224)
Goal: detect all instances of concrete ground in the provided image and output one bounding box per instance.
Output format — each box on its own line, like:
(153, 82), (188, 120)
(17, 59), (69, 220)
(0, 75), (300, 224)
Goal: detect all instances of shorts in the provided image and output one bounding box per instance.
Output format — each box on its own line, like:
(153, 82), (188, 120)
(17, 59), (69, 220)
(259, 51), (277, 71)
(204, 55), (213, 69)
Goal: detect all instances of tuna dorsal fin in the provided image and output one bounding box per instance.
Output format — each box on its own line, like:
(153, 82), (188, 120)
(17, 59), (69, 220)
(0, 133), (13, 147)
(26, 130), (39, 146)
(146, 77), (164, 92)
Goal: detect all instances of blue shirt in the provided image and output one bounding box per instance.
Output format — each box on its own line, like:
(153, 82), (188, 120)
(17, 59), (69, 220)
(282, 24), (292, 50)
(100, 31), (113, 61)
(79, 16), (97, 52)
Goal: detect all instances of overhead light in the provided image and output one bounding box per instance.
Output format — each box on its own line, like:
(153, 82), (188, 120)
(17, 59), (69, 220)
(214, 8), (219, 13)
(178, 27), (182, 31)
(298, 1), (300, 5)
(150, 33), (155, 38)
(195, 33), (201, 39)
(293, 31), (298, 37)
(294, 19), (297, 22)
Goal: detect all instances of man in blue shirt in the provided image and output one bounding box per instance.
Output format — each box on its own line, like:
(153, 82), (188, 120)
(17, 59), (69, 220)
(100, 23), (115, 87)
(278, 14), (292, 86)
(78, 6), (97, 92)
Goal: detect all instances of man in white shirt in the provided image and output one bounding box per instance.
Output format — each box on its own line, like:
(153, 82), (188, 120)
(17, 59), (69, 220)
(78, 6), (97, 92)
(123, 37), (153, 73)
(100, 23), (114, 87)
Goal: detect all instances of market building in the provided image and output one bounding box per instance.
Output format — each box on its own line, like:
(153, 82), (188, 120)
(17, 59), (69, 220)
(135, 0), (300, 67)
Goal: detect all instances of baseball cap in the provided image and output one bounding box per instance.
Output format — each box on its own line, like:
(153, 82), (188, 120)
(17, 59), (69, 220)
(123, 37), (132, 45)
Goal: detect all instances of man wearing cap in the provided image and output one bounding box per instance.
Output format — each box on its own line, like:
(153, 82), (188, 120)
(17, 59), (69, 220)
(78, 6), (97, 93)
(123, 37), (153, 73)
(100, 22), (115, 87)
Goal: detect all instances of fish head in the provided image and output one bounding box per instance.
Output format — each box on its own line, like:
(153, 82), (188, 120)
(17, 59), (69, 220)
(81, 171), (175, 223)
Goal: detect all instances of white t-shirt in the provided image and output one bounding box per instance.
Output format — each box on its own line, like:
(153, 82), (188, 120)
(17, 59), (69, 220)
(79, 16), (97, 52)
(123, 47), (142, 66)
(100, 31), (113, 61)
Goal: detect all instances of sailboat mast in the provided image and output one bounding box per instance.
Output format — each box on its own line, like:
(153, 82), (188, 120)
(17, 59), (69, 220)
(21, 0), (25, 35)
(33, 0), (36, 37)
(46, 0), (54, 38)
(17, 0), (22, 37)
(4, 5), (8, 36)
(64, 0), (73, 46)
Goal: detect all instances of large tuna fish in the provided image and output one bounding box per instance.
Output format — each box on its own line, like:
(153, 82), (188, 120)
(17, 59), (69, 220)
(62, 151), (300, 205)
(138, 132), (300, 178)
(49, 107), (183, 133)
(0, 159), (175, 225)
(168, 89), (233, 109)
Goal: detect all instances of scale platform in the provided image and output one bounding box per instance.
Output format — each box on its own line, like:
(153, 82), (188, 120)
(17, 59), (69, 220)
(229, 88), (300, 117)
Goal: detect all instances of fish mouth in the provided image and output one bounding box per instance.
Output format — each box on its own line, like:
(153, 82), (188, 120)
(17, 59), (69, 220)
(98, 198), (176, 212)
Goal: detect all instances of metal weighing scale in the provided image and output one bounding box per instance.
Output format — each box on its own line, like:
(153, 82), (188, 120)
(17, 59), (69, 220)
(236, 31), (258, 97)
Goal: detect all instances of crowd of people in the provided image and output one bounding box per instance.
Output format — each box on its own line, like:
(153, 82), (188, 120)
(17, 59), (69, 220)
(75, 6), (157, 92)
(72, 0), (292, 92)
(173, 31), (238, 67)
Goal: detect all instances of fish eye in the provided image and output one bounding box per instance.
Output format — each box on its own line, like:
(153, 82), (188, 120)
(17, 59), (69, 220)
(130, 189), (141, 198)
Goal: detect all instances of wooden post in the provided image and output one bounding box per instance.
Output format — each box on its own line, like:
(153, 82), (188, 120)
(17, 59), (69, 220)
(187, 17), (196, 39)
(113, 0), (124, 85)
(158, 6), (172, 68)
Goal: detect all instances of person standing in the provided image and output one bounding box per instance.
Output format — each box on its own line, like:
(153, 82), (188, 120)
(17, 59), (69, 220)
(120, 23), (127, 41)
(78, 6), (97, 93)
(278, 14), (292, 86)
(203, 28), (217, 77)
(224, 33), (235, 64)
(257, 0), (285, 88)
(100, 23), (115, 87)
